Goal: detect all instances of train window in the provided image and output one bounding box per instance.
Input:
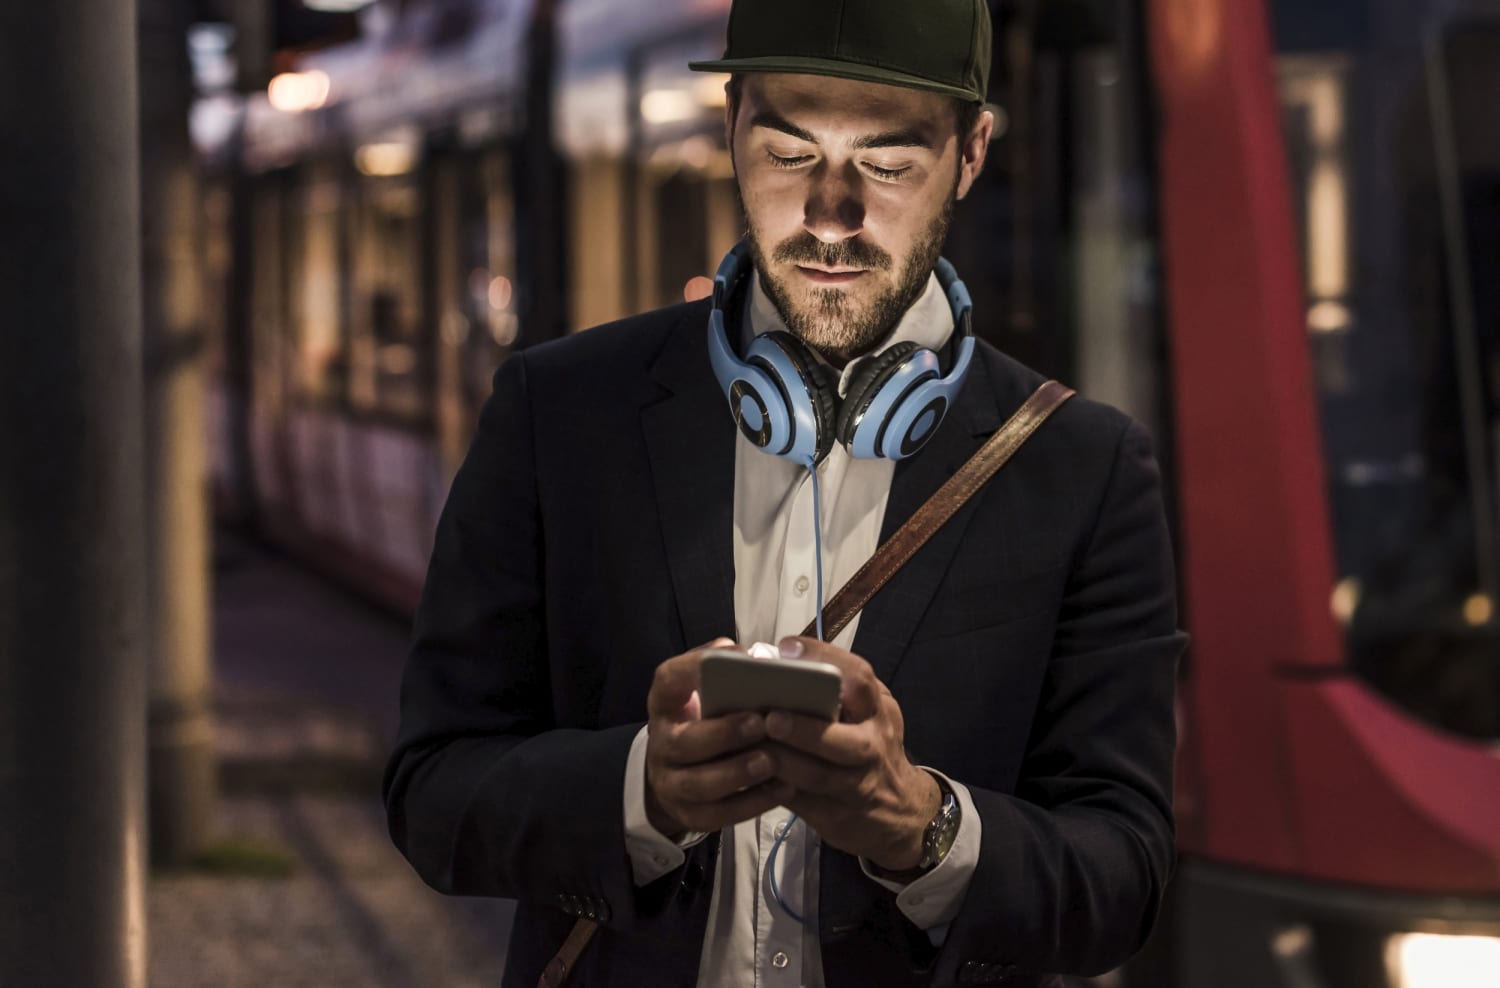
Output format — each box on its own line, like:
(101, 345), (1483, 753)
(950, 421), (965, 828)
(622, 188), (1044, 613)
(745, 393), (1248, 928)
(201, 180), (233, 381)
(249, 180), (288, 414)
(647, 159), (718, 307)
(1271, 2), (1500, 739)
(432, 146), (518, 463)
(471, 151), (519, 402)
(625, 136), (739, 315)
(562, 27), (739, 325)
(348, 170), (434, 427)
(654, 167), (707, 307)
(567, 152), (631, 331)
(289, 160), (347, 406)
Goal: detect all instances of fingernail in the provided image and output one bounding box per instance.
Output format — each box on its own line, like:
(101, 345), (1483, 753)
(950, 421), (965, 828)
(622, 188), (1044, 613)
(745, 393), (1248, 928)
(778, 638), (803, 659)
(766, 712), (791, 738)
(747, 753), (772, 777)
(740, 715), (764, 739)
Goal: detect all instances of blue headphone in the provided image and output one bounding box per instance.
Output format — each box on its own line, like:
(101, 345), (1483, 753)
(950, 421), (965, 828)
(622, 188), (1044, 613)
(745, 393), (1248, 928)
(707, 241), (975, 464)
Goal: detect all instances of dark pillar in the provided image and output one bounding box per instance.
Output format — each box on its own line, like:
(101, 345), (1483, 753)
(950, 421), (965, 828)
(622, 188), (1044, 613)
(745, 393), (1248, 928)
(140, 0), (216, 867)
(516, 0), (571, 345)
(233, 0), (273, 93)
(0, 3), (148, 987)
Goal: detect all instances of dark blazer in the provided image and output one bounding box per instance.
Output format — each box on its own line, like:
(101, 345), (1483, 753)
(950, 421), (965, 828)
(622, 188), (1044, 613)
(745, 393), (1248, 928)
(383, 298), (1185, 988)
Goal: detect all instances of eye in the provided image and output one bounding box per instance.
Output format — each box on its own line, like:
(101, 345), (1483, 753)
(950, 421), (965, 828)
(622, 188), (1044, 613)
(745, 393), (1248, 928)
(766, 150), (812, 169)
(864, 161), (913, 181)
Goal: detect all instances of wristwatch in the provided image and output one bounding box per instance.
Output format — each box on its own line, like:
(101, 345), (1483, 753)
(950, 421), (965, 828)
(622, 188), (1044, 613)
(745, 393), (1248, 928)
(877, 772), (960, 883)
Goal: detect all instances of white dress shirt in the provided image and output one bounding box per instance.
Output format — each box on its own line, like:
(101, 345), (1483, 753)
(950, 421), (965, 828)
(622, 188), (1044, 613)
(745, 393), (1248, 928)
(622, 270), (982, 986)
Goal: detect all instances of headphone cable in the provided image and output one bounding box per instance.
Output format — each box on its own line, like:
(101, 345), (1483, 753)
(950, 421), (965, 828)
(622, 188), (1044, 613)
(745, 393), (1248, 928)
(809, 458), (826, 644)
(767, 811), (807, 926)
(765, 458), (827, 929)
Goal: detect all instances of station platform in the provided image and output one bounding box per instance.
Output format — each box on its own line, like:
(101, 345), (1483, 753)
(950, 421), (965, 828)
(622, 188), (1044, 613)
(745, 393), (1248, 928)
(148, 532), (515, 988)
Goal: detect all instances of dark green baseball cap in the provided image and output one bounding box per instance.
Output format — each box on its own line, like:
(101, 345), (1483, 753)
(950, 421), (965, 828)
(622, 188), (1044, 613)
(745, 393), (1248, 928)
(689, 0), (992, 104)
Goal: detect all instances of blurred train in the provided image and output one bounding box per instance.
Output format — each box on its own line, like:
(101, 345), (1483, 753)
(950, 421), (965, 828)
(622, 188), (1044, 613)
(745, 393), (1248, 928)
(194, 0), (1500, 985)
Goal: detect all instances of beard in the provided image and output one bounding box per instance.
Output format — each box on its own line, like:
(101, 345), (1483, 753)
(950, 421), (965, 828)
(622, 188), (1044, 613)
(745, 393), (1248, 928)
(747, 194), (957, 365)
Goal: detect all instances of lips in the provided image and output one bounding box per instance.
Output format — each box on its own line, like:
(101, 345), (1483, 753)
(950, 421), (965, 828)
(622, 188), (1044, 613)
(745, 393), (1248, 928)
(796, 265), (867, 286)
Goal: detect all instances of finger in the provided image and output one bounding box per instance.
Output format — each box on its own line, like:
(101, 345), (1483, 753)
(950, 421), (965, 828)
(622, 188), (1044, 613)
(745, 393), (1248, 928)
(778, 637), (882, 722)
(657, 747), (778, 805)
(762, 711), (877, 767)
(677, 780), (796, 833)
(647, 638), (734, 719)
(647, 655), (700, 719)
(763, 742), (865, 800)
(655, 712), (765, 765)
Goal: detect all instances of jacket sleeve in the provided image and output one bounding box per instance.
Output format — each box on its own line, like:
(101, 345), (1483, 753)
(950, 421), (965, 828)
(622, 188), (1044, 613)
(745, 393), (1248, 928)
(934, 417), (1185, 981)
(381, 352), (653, 926)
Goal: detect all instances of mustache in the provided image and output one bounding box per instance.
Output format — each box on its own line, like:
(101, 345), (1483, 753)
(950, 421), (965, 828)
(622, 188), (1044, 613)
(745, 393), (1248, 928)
(771, 233), (892, 272)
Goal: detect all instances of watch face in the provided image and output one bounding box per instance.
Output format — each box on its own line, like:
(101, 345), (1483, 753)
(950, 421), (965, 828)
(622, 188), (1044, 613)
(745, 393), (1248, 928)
(925, 789), (960, 866)
(934, 810), (959, 858)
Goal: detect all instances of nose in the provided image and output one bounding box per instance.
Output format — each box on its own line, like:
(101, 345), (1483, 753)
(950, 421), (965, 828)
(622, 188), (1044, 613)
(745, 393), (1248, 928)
(803, 161), (865, 243)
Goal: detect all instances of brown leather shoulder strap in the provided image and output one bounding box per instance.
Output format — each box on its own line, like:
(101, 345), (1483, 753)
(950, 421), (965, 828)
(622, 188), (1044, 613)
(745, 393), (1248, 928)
(801, 379), (1074, 642)
(539, 380), (1073, 988)
(538, 918), (599, 988)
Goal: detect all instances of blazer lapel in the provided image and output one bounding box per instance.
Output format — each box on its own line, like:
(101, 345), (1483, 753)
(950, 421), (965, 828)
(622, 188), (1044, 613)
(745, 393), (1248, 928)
(641, 306), (740, 652)
(851, 357), (1009, 684)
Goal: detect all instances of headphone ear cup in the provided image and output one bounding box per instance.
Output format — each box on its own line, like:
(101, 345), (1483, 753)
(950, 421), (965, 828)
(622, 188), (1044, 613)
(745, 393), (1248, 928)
(757, 332), (839, 463)
(836, 341), (921, 449)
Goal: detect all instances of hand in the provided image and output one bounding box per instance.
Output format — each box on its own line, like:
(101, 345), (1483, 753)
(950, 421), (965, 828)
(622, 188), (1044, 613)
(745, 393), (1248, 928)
(761, 637), (940, 871)
(643, 638), (794, 837)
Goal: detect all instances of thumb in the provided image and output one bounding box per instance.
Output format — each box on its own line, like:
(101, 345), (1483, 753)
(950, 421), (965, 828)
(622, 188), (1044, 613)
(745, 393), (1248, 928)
(647, 639), (734, 719)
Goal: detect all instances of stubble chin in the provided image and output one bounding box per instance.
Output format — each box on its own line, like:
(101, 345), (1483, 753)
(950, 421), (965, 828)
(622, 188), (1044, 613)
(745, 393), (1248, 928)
(747, 210), (953, 364)
(749, 247), (913, 363)
(770, 278), (891, 359)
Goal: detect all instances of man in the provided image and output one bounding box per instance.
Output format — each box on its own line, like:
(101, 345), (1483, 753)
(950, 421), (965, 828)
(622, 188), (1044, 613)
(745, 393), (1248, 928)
(383, 1), (1185, 985)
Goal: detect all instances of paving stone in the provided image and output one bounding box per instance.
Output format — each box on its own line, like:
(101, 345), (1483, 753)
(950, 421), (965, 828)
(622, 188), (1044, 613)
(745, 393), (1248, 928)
(149, 536), (515, 987)
(149, 796), (514, 988)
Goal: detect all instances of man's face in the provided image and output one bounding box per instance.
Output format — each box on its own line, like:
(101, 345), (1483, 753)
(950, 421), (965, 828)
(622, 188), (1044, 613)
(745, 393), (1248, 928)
(729, 73), (990, 364)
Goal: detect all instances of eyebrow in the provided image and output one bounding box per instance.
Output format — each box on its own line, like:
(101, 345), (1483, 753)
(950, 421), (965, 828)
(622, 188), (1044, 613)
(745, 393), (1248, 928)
(748, 110), (817, 143)
(748, 110), (938, 152)
(853, 130), (936, 151)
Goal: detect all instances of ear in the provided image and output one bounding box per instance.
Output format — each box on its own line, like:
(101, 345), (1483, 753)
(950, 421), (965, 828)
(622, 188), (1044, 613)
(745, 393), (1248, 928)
(955, 108), (995, 201)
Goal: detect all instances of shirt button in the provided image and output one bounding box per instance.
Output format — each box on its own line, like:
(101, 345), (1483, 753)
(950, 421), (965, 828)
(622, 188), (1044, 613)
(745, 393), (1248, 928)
(771, 951), (790, 969)
(793, 575), (810, 595)
(776, 818), (792, 837)
(653, 853), (670, 867)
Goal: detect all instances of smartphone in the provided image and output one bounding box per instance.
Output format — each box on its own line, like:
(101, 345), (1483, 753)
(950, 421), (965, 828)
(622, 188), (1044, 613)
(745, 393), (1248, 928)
(698, 648), (843, 721)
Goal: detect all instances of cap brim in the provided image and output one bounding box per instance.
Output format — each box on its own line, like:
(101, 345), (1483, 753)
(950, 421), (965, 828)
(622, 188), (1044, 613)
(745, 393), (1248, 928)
(687, 55), (982, 103)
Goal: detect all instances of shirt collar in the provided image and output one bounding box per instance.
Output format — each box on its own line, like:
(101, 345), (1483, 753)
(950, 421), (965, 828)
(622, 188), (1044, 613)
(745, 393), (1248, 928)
(741, 267), (956, 398)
